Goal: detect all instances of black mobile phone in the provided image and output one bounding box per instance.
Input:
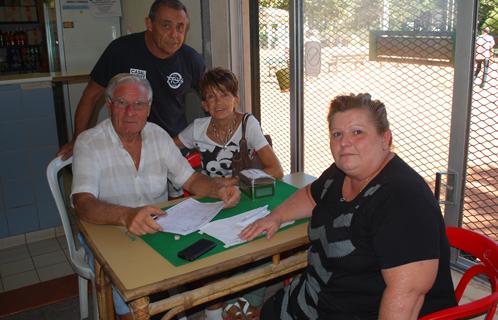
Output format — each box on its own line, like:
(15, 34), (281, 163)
(177, 239), (217, 261)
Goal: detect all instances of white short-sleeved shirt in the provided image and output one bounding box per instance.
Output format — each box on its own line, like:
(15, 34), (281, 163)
(71, 119), (194, 207)
(475, 34), (495, 60)
(177, 115), (269, 177)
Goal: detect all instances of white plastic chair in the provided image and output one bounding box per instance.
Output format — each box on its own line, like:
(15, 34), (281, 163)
(46, 156), (98, 320)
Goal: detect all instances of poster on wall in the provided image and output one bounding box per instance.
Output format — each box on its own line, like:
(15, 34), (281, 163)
(62, 0), (89, 10)
(89, 0), (122, 17)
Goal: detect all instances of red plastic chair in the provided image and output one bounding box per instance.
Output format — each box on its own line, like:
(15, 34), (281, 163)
(183, 151), (202, 197)
(186, 150), (202, 169)
(420, 227), (498, 320)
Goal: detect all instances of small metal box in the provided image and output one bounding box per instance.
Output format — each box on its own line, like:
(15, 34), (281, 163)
(239, 169), (275, 199)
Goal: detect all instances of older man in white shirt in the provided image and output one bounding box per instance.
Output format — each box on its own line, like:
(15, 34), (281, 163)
(71, 73), (240, 319)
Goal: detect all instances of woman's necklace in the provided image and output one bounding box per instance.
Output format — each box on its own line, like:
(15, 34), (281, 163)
(211, 115), (238, 148)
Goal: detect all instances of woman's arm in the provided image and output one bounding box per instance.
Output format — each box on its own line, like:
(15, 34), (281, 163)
(257, 145), (284, 179)
(183, 172), (240, 208)
(240, 184), (315, 240)
(379, 259), (439, 320)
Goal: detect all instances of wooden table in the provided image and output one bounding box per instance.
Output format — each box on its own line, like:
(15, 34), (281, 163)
(78, 173), (315, 319)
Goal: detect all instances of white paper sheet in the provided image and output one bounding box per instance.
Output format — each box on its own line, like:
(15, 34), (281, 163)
(199, 206), (270, 247)
(156, 198), (224, 235)
(199, 205), (294, 248)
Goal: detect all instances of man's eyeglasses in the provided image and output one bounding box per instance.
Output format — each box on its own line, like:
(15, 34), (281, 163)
(111, 98), (150, 111)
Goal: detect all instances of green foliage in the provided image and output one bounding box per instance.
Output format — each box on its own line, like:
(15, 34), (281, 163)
(301, 0), (445, 35)
(260, 0), (288, 10)
(480, 3), (498, 34)
(482, 6), (498, 34)
(386, 0), (440, 30)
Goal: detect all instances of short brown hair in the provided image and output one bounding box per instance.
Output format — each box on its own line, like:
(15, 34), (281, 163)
(327, 93), (389, 135)
(199, 67), (239, 100)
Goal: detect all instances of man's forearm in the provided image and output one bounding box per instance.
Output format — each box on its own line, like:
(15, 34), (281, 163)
(73, 81), (105, 139)
(186, 173), (218, 198)
(74, 193), (134, 227)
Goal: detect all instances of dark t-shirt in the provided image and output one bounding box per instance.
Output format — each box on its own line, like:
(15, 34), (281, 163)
(91, 32), (205, 136)
(280, 155), (456, 319)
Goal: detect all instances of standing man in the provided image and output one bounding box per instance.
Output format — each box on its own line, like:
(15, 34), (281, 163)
(474, 27), (495, 88)
(57, 0), (205, 160)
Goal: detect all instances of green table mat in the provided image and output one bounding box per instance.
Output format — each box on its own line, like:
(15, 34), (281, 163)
(141, 180), (307, 266)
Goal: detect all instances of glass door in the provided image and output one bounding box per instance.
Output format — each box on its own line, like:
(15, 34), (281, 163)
(257, 0), (496, 243)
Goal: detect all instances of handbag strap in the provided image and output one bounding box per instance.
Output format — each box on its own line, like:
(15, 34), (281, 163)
(240, 113), (271, 147)
(238, 113), (251, 161)
(240, 112), (250, 142)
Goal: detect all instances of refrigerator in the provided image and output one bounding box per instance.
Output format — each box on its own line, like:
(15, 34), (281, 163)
(0, 0), (50, 74)
(54, 0), (121, 141)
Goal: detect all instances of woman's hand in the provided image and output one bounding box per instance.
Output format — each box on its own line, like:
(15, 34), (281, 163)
(239, 214), (282, 240)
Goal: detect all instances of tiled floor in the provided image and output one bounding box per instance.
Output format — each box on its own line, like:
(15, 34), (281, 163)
(0, 236), (74, 293)
(1, 296), (89, 320)
(0, 237), (496, 319)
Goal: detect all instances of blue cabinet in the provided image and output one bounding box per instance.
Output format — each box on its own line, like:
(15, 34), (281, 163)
(0, 82), (60, 237)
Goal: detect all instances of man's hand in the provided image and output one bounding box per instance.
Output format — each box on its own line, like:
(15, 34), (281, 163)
(57, 141), (75, 160)
(239, 214), (282, 241)
(217, 185), (240, 208)
(124, 206), (166, 236)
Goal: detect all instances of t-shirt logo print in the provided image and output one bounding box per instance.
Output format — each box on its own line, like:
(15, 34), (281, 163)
(166, 72), (184, 89)
(129, 68), (147, 79)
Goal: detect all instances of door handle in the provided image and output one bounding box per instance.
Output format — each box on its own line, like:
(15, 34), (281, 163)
(435, 171), (456, 205)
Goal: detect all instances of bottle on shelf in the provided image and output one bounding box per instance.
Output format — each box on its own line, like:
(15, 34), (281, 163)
(8, 31), (16, 47)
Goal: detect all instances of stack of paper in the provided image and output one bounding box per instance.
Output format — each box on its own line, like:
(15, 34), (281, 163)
(200, 206), (273, 247)
(155, 198), (224, 235)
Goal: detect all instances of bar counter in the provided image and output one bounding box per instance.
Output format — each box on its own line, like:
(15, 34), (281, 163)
(0, 71), (90, 85)
(0, 70), (89, 239)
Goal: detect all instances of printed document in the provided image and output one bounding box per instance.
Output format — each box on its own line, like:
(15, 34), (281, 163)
(156, 198), (224, 235)
(200, 206), (294, 247)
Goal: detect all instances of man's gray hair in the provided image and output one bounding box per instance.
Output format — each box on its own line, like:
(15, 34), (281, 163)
(105, 73), (153, 103)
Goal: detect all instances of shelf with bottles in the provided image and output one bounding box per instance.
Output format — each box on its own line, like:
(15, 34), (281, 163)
(0, 28), (42, 47)
(0, 45), (42, 73)
(0, 0), (48, 74)
(0, 0), (38, 23)
(0, 0), (37, 5)
(0, 27), (45, 73)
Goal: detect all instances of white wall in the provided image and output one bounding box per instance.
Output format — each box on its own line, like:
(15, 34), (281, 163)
(208, 1), (230, 68)
(120, 0), (203, 54)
